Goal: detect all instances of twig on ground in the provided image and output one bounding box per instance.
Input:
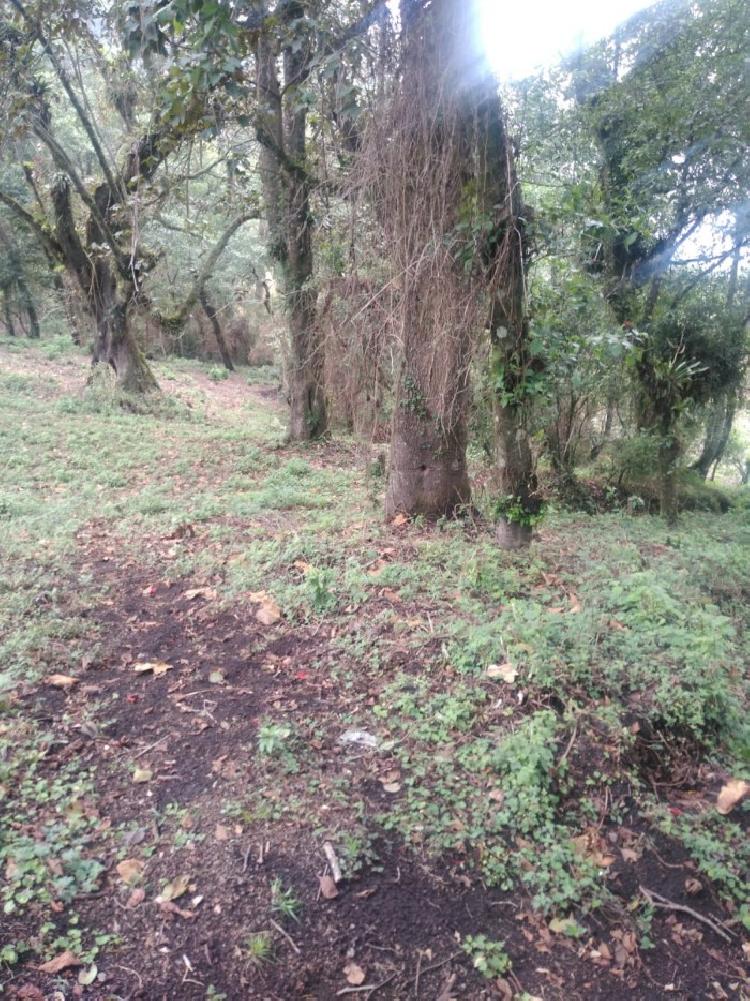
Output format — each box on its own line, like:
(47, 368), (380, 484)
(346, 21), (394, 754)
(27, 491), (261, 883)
(639, 885), (734, 942)
(335, 972), (397, 997)
(242, 843), (252, 872)
(126, 735), (170, 761)
(270, 918), (301, 954)
(418, 952), (461, 978)
(324, 840), (343, 883)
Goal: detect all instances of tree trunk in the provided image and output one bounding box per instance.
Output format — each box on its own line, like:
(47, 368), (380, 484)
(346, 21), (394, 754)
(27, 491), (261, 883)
(91, 265), (158, 394)
(693, 393), (736, 480)
(659, 432), (680, 526)
(385, 363), (471, 518)
(477, 84), (539, 544)
(199, 289), (234, 371)
(16, 273), (40, 338)
(256, 3), (327, 441)
(2, 288), (16, 336)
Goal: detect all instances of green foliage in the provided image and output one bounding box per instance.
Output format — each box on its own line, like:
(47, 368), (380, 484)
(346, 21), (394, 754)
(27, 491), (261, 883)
(270, 878), (301, 922)
(461, 935), (512, 978)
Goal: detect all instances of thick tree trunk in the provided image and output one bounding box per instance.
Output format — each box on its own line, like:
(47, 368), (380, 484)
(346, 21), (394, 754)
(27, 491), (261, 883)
(199, 289), (234, 371)
(91, 263), (158, 394)
(385, 365), (471, 518)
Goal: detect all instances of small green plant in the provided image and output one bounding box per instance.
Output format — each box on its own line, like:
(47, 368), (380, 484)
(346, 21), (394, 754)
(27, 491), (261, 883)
(270, 878), (301, 922)
(245, 931), (274, 966)
(208, 365), (230, 382)
(461, 935), (512, 979)
(257, 721), (294, 757)
(305, 566), (337, 614)
(492, 493), (545, 528)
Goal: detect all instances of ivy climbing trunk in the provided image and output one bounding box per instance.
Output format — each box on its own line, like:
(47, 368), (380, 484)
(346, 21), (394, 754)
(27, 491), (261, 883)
(475, 72), (539, 547)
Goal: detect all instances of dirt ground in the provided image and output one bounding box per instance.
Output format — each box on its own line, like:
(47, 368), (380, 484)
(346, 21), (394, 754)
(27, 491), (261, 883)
(1, 346), (748, 1000)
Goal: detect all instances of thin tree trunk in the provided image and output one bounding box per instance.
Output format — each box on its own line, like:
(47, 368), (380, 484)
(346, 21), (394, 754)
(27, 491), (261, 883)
(2, 288), (16, 336)
(16, 273), (40, 338)
(256, 3), (327, 441)
(199, 289), (234, 371)
(477, 80), (539, 545)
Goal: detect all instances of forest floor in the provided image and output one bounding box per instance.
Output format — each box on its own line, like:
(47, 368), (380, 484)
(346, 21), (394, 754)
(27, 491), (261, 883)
(1, 338), (749, 1001)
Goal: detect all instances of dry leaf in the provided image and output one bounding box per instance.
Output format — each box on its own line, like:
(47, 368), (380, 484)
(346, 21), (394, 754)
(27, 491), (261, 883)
(344, 963), (366, 986)
(716, 779), (750, 815)
(133, 661), (172, 677)
(158, 900), (195, 919)
(209, 670), (225, 684)
(382, 782), (401, 794)
(487, 662), (518, 683)
(684, 877), (702, 895)
(115, 858), (143, 886)
(44, 674), (78, 689)
(256, 599), (281, 626)
(319, 875), (339, 900)
(78, 964), (98, 986)
(184, 587), (217, 601)
(391, 513), (408, 527)
(132, 767), (152, 784)
(38, 950), (82, 974)
(214, 824), (230, 842)
(126, 887), (145, 908)
(157, 873), (190, 903)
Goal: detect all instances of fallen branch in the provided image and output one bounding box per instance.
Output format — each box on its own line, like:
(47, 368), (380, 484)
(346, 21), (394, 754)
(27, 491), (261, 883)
(270, 918), (300, 954)
(639, 885), (734, 942)
(335, 972), (397, 997)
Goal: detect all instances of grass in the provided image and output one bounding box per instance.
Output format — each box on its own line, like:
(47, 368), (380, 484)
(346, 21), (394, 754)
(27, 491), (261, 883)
(0, 338), (748, 988)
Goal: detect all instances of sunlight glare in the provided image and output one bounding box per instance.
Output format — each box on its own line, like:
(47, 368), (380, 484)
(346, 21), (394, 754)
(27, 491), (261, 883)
(478, 0), (658, 79)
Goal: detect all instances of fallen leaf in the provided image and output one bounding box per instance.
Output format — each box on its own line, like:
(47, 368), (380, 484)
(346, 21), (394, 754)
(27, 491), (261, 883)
(214, 824), (230, 842)
(256, 598), (282, 626)
(78, 964), (98, 986)
(620, 846), (641, 863)
(716, 779), (750, 815)
(319, 875), (339, 900)
(208, 670), (225, 684)
(132, 767), (152, 784)
(184, 587), (217, 601)
(344, 963), (366, 986)
(382, 782), (401, 794)
(44, 674), (78, 689)
(684, 877), (702, 895)
(157, 873), (190, 903)
(549, 917), (585, 938)
(158, 900), (195, 919)
(487, 662), (518, 683)
(115, 859), (144, 886)
(16, 986), (45, 1001)
(133, 661), (173, 677)
(126, 887), (145, 908)
(38, 950), (82, 974)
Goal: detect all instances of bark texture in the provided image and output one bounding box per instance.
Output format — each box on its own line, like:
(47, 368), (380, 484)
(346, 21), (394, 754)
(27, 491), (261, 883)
(256, 3), (326, 441)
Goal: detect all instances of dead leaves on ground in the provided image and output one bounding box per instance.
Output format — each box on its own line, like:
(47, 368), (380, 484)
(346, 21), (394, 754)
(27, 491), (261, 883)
(715, 779), (750, 815)
(249, 591), (282, 626)
(133, 660), (173, 677)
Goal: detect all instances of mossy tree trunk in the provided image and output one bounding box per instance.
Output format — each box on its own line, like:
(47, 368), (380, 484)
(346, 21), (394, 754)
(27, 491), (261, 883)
(256, 3), (327, 441)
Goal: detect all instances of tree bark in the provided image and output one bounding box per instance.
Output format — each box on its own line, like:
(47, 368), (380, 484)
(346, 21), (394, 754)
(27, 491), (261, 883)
(256, 3), (327, 441)
(199, 289), (234, 371)
(476, 77), (539, 543)
(2, 288), (16, 336)
(16, 273), (40, 338)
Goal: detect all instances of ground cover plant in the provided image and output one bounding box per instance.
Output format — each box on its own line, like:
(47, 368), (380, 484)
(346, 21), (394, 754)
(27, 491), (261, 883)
(0, 341), (748, 999)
